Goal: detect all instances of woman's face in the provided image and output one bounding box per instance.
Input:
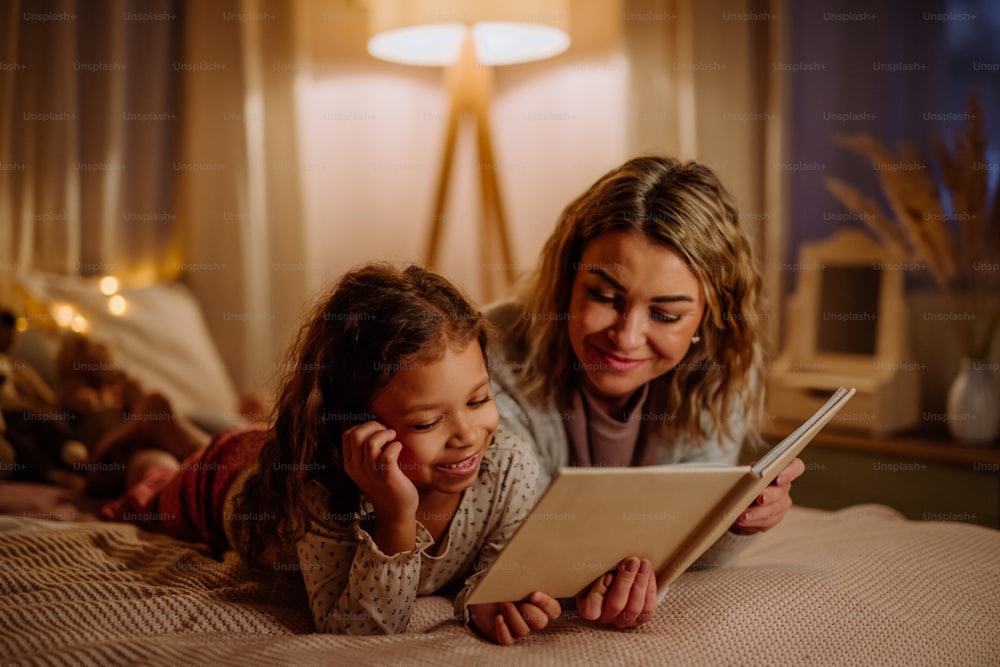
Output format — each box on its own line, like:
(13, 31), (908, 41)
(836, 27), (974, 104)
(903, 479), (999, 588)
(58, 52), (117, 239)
(567, 230), (706, 415)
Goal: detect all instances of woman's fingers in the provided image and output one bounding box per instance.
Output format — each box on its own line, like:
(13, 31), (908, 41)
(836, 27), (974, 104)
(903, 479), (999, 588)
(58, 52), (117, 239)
(775, 457), (806, 485)
(573, 558), (658, 628)
(602, 558), (655, 627)
(636, 564), (659, 624)
(597, 557), (639, 624)
(577, 571), (613, 621)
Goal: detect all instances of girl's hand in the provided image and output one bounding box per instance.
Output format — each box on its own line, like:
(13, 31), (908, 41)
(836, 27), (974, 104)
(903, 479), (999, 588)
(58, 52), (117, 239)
(576, 557), (657, 629)
(468, 592), (562, 646)
(342, 421), (419, 553)
(732, 457), (806, 534)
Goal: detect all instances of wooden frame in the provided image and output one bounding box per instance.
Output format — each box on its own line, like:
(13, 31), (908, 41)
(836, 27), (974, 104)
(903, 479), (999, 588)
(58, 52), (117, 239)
(424, 34), (515, 303)
(768, 228), (921, 435)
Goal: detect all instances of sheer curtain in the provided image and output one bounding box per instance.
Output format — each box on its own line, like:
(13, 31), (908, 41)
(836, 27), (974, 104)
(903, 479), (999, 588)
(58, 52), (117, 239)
(175, 0), (306, 393)
(1, 0), (307, 393)
(624, 0), (786, 349)
(0, 0), (182, 290)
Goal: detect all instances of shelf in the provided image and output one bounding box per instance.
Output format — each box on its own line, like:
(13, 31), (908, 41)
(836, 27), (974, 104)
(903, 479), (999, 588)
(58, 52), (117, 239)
(761, 420), (1000, 468)
(759, 420), (999, 529)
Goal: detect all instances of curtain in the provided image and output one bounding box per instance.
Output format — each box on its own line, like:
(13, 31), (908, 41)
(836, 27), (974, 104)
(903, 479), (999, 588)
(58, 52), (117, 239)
(0, 0), (182, 293)
(1, 0), (307, 393)
(624, 0), (785, 349)
(175, 0), (306, 393)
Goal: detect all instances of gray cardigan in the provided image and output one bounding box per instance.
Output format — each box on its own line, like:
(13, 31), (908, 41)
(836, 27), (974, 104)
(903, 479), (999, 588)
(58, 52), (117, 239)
(485, 300), (757, 569)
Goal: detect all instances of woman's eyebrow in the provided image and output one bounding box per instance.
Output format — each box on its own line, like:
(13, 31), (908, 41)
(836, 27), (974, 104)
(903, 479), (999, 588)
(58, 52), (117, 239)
(588, 268), (694, 303)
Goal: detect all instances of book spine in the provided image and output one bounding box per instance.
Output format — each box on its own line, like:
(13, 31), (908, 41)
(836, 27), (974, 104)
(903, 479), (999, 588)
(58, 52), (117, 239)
(655, 472), (761, 592)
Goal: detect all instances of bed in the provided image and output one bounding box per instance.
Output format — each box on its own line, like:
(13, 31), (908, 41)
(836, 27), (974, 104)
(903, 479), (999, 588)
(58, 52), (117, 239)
(2, 273), (999, 666)
(1, 488), (998, 666)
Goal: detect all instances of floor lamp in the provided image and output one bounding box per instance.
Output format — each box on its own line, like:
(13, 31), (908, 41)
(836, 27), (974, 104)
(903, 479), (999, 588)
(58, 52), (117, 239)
(366, 1), (570, 300)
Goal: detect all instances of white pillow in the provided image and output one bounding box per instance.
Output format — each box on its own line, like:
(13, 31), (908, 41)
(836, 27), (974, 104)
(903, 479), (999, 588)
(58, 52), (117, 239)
(11, 272), (240, 426)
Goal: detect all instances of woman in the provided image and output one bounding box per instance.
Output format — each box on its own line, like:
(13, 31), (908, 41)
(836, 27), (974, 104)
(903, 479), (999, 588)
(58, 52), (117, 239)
(487, 156), (805, 629)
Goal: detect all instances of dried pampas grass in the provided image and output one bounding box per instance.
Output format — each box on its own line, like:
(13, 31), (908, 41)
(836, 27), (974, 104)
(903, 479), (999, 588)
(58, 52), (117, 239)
(825, 89), (1000, 358)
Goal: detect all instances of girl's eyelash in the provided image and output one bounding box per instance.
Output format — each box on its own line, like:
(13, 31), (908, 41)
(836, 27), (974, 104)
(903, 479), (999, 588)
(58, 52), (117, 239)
(411, 418), (442, 431)
(409, 396), (491, 429)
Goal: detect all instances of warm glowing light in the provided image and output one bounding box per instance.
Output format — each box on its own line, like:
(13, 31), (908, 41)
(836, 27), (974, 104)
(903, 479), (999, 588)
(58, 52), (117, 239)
(368, 23), (467, 66)
(70, 315), (89, 333)
(366, 0), (570, 67)
(52, 304), (75, 327)
(108, 294), (128, 316)
(99, 276), (120, 295)
(472, 22), (569, 65)
(15, 316), (28, 332)
(367, 22), (568, 66)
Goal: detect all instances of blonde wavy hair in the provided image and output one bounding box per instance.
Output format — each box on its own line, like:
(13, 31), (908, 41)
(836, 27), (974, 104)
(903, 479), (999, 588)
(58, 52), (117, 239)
(507, 156), (766, 445)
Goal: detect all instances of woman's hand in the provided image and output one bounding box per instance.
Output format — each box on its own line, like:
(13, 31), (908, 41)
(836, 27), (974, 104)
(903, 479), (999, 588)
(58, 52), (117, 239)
(575, 557), (657, 629)
(341, 421), (419, 553)
(468, 592), (562, 646)
(732, 457), (806, 534)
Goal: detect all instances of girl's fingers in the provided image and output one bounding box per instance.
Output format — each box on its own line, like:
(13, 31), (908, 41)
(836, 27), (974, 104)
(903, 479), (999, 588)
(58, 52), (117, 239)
(518, 602), (552, 631)
(529, 592), (563, 620)
(494, 614), (514, 646)
(342, 422), (398, 480)
(342, 422), (383, 462)
(500, 601), (532, 638)
(381, 440), (403, 465)
(360, 428), (397, 466)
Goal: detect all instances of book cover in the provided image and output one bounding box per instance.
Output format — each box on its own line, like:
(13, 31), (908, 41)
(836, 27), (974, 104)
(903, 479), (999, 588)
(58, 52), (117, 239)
(465, 387), (856, 605)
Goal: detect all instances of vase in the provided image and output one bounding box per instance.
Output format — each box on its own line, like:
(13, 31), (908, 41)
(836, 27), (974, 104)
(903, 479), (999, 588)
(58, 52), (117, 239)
(946, 357), (1000, 444)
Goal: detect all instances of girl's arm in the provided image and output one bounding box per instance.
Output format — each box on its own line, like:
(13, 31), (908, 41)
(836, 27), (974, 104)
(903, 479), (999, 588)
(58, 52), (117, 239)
(454, 429), (561, 644)
(297, 483), (428, 634)
(297, 421), (427, 635)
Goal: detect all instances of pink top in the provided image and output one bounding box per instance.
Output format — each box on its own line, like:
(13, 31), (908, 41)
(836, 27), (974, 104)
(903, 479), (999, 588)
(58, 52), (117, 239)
(565, 384), (659, 469)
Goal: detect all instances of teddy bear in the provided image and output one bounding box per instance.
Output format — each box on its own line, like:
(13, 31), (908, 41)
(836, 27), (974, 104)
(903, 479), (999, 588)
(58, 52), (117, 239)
(54, 332), (145, 451)
(0, 307), (88, 490)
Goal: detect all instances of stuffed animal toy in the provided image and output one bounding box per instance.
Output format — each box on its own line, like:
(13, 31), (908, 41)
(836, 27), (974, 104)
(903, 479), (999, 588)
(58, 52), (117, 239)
(54, 332), (145, 451)
(0, 308), (88, 490)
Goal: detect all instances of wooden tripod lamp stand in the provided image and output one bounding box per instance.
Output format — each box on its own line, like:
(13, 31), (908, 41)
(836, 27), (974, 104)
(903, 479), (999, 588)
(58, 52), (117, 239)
(366, 0), (570, 300)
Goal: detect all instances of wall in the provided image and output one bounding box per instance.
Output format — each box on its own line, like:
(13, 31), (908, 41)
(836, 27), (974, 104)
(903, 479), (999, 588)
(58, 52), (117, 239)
(293, 0), (628, 310)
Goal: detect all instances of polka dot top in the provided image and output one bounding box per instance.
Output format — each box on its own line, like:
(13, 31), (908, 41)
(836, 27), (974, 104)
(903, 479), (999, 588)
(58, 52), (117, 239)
(296, 424), (539, 635)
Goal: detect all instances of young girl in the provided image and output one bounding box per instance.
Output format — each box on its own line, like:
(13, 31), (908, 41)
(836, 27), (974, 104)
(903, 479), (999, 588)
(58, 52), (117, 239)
(98, 263), (561, 645)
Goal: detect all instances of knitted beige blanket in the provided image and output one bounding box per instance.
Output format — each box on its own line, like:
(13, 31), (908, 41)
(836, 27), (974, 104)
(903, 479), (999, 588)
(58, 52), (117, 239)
(1, 504), (998, 666)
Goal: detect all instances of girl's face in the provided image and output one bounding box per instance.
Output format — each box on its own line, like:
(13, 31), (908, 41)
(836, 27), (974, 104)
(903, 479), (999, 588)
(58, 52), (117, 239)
(370, 341), (498, 496)
(567, 230), (706, 415)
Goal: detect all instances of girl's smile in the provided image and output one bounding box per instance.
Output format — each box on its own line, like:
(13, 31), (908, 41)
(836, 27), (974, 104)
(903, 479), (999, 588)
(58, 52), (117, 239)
(434, 451), (481, 475)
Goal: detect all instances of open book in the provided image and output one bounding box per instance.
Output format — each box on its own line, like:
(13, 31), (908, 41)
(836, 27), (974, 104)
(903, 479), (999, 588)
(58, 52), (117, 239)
(466, 386), (856, 605)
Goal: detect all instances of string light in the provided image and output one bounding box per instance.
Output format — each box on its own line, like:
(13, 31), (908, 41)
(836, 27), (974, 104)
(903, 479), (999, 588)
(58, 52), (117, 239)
(108, 294), (127, 316)
(99, 276), (120, 296)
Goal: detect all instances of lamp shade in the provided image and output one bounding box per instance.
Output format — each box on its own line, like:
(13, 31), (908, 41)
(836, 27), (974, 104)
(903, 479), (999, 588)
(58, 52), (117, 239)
(367, 0), (570, 66)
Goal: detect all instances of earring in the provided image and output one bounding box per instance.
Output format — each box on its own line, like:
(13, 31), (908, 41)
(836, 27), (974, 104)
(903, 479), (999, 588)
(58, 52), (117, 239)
(691, 334), (701, 344)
